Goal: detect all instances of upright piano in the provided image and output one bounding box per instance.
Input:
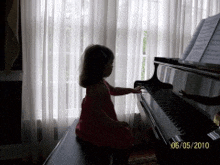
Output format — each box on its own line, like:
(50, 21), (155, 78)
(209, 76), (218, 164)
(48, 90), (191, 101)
(134, 13), (220, 165)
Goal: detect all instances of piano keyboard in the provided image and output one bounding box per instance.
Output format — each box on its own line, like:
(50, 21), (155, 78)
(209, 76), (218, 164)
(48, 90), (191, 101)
(141, 85), (218, 142)
(141, 91), (181, 144)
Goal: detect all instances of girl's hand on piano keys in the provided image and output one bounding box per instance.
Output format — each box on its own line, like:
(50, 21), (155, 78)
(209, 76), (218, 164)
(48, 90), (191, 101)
(179, 90), (186, 96)
(132, 86), (142, 93)
(179, 90), (192, 99)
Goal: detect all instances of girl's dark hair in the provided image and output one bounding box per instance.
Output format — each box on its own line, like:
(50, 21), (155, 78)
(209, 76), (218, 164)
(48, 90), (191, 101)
(79, 44), (114, 88)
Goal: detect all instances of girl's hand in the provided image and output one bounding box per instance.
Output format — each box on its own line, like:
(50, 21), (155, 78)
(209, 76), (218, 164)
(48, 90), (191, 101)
(179, 90), (189, 97)
(132, 86), (142, 93)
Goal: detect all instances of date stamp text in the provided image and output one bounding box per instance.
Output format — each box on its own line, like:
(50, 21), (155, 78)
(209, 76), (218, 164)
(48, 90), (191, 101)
(170, 142), (210, 149)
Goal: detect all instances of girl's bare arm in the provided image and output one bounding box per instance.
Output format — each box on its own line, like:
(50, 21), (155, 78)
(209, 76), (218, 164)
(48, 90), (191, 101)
(105, 81), (141, 96)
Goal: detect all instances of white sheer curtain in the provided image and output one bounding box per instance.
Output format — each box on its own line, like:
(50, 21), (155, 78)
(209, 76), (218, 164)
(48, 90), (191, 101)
(142, 0), (220, 80)
(20, 0), (220, 163)
(114, 0), (220, 122)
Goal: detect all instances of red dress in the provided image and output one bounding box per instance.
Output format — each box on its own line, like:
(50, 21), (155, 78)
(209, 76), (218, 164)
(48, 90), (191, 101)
(75, 80), (134, 149)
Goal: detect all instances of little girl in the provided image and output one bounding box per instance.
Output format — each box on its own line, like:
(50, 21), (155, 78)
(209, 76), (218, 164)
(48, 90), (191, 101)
(75, 45), (141, 164)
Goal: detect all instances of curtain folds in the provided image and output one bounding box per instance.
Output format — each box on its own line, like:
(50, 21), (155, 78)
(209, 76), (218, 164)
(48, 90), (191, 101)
(21, 0), (220, 163)
(142, 0), (220, 80)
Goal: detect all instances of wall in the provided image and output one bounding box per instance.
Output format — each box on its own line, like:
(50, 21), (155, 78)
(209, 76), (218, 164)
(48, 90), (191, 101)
(0, 0), (22, 147)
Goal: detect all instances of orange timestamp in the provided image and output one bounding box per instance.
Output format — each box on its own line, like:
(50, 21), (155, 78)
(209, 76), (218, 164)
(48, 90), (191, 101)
(170, 142), (210, 149)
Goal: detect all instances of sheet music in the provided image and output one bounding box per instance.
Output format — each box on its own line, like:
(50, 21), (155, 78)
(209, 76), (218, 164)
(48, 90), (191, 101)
(185, 16), (220, 62)
(181, 19), (205, 61)
(200, 20), (220, 64)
